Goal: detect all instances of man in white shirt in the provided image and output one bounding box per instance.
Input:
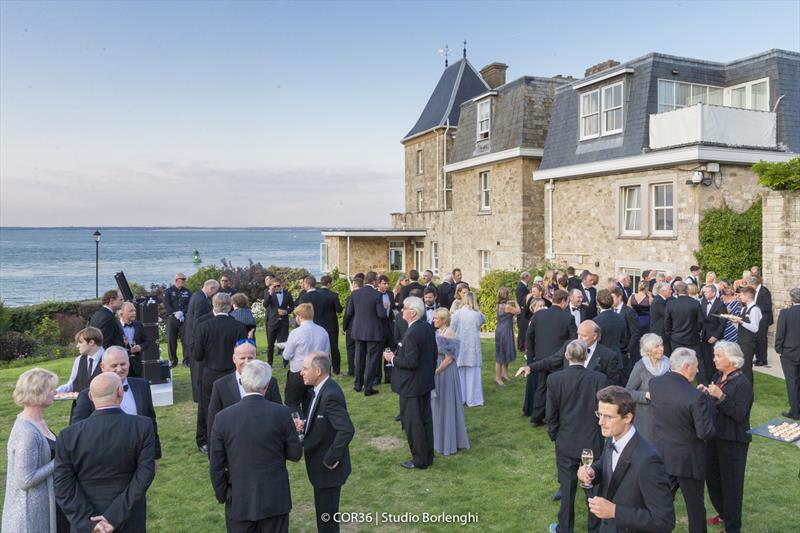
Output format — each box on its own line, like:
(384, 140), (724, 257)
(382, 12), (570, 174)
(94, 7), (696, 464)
(568, 289), (585, 329)
(283, 303), (330, 415)
(57, 327), (105, 394)
(729, 285), (762, 383)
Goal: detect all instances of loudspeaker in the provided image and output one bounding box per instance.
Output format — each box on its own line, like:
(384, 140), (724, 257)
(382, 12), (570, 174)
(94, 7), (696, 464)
(137, 297), (159, 324)
(142, 325), (160, 361)
(142, 360), (170, 385)
(115, 271), (135, 301)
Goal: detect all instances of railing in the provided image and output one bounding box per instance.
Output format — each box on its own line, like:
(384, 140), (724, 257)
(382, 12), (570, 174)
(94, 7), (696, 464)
(649, 104), (777, 150)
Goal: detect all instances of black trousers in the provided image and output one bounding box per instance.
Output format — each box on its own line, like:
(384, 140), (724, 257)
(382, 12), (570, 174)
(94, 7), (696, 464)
(313, 486), (342, 533)
(517, 315), (528, 353)
(267, 321), (289, 366)
(198, 367), (232, 446)
(284, 370), (310, 416)
(740, 339), (756, 384)
(166, 315), (184, 365)
(522, 351), (538, 417)
(187, 351), (203, 403)
(225, 506), (288, 533)
(706, 438), (748, 533)
(555, 450), (600, 533)
(756, 324), (770, 364)
(669, 475), (707, 533)
(530, 369), (548, 424)
(345, 332), (355, 376)
(354, 340), (381, 393)
(399, 393), (434, 468)
(780, 356), (800, 418)
(328, 329), (341, 374)
(700, 340), (717, 385)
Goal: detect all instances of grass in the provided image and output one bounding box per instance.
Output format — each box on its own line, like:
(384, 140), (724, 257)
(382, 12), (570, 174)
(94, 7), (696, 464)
(1, 333), (798, 532)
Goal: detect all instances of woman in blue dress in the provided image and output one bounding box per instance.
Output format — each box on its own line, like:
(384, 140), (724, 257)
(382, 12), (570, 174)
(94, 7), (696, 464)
(494, 287), (520, 386)
(431, 308), (470, 456)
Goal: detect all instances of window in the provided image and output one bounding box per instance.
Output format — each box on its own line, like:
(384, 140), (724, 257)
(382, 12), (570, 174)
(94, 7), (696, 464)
(477, 99), (491, 140)
(658, 80), (723, 112)
(414, 241), (424, 270)
(580, 90), (600, 139)
(726, 78), (769, 111)
(480, 250), (491, 279)
(751, 81), (768, 111)
(602, 83), (624, 134)
(416, 191), (423, 212)
(443, 174), (453, 210)
(319, 242), (330, 273)
(431, 242), (439, 276)
(479, 171), (491, 211)
(730, 86), (746, 108)
(651, 183), (674, 234)
(389, 241), (405, 272)
(620, 267), (642, 291)
(416, 149), (424, 174)
(621, 186), (641, 234)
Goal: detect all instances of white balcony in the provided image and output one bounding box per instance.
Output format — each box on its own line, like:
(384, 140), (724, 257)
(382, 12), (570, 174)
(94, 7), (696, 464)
(649, 104), (777, 150)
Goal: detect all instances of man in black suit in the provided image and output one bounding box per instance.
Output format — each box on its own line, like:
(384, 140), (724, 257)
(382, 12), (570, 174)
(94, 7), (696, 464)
(578, 386), (675, 533)
(384, 296), (436, 469)
(421, 269), (438, 300)
(209, 360), (302, 533)
(516, 272), (532, 352)
(342, 277), (362, 377)
(351, 271), (386, 396)
(71, 347), (162, 461)
(437, 271), (457, 311)
(422, 287), (438, 324)
(776, 288), (800, 419)
(751, 276), (774, 366)
(319, 275), (344, 374)
(208, 342), (282, 442)
(546, 340), (608, 533)
(377, 275), (396, 384)
(55, 372), (156, 533)
(298, 354), (355, 533)
(118, 301), (150, 378)
(664, 281), (703, 366)
(610, 287), (640, 378)
(567, 289), (587, 330)
(397, 269), (424, 309)
(184, 279), (219, 401)
(579, 271), (598, 320)
(89, 289), (126, 349)
(594, 289), (628, 369)
(263, 276), (295, 367)
(615, 273), (633, 303)
(649, 348), (715, 533)
(193, 292), (248, 454)
(566, 267), (582, 291)
(649, 282), (672, 341)
(699, 285), (727, 384)
(516, 290), (577, 426)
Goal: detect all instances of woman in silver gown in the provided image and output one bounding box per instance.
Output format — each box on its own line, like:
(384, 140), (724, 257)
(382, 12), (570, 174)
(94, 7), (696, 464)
(431, 308), (470, 456)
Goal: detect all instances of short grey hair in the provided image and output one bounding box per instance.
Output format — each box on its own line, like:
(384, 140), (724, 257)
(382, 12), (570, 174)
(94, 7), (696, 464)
(240, 360), (273, 393)
(565, 339), (588, 363)
(790, 287), (800, 304)
(521, 271), (531, 280)
(655, 282), (670, 295)
(403, 296), (425, 321)
(213, 292), (232, 313)
(308, 352), (330, 375)
(204, 279), (220, 291)
(639, 333), (663, 358)
(747, 276), (760, 286)
(673, 281), (687, 295)
(104, 346), (129, 361)
(714, 340), (745, 370)
(669, 347), (698, 371)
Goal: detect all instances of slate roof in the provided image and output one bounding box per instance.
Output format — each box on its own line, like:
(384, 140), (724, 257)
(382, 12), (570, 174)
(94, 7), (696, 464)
(403, 59), (490, 141)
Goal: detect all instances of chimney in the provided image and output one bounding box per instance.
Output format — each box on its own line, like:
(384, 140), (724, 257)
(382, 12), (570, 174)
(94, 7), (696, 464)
(584, 59), (620, 78)
(480, 62), (508, 89)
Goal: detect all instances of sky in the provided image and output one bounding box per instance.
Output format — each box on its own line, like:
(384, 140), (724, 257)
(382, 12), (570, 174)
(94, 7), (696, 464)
(1, 0), (799, 228)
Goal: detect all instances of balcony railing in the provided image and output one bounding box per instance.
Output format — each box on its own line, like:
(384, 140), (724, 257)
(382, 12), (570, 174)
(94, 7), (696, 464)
(649, 104), (777, 150)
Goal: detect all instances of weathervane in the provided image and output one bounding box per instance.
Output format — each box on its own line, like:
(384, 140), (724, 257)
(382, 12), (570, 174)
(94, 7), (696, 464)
(438, 44), (451, 68)
(463, 40), (467, 59)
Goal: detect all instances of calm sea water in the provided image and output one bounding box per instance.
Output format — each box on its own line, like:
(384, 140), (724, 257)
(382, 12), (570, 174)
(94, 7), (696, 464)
(0, 227), (325, 306)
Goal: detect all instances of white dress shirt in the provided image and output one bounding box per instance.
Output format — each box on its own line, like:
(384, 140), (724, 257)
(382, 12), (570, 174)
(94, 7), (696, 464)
(56, 348), (105, 393)
(612, 425), (637, 471)
(739, 302), (762, 333)
(235, 371), (245, 398)
(583, 342), (598, 368)
(569, 306), (582, 328)
(304, 376), (330, 434)
(120, 379), (138, 415)
(283, 320), (330, 372)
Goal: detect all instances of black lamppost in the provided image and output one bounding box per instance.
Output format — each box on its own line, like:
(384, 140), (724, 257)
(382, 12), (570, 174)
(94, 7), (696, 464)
(93, 230), (101, 298)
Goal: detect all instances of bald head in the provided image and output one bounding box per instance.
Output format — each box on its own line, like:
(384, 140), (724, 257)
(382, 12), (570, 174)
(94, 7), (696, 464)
(88, 372), (123, 408)
(578, 320), (601, 345)
(232, 342), (257, 373)
(101, 346), (130, 380)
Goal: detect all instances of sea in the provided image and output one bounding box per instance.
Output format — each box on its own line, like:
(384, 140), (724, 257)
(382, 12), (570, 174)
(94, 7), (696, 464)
(0, 227), (325, 307)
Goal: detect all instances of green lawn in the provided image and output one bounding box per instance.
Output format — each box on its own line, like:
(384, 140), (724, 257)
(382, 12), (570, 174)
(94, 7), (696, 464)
(1, 334), (798, 532)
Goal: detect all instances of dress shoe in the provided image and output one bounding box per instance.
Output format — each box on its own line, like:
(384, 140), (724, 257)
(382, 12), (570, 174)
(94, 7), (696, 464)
(548, 524), (559, 533)
(754, 361), (767, 367)
(552, 490), (562, 501)
(782, 411), (800, 420)
(394, 415), (401, 422)
(353, 387), (363, 393)
(531, 421), (545, 428)
(401, 460), (416, 469)
(198, 444), (208, 455)
(169, 361), (178, 369)
(182, 359), (190, 368)
(707, 515), (723, 526)
(364, 389), (379, 396)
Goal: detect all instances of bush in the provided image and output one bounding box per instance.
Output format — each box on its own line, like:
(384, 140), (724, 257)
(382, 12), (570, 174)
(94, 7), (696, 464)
(0, 331), (39, 361)
(754, 158), (800, 191)
(694, 199), (762, 281)
(476, 270), (523, 332)
(185, 265), (223, 293)
(78, 300), (103, 321)
(0, 300), (11, 335)
(330, 270), (351, 313)
(54, 314), (86, 344)
(26, 316), (62, 345)
(8, 300), (81, 334)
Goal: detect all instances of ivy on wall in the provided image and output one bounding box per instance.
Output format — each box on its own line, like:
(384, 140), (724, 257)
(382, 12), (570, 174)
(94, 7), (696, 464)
(694, 199), (762, 281)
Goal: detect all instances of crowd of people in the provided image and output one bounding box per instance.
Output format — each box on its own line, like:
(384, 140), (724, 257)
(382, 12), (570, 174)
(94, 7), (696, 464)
(3, 263), (799, 533)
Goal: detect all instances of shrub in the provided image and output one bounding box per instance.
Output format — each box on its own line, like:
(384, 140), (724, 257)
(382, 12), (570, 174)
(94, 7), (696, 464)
(330, 270), (351, 313)
(185, 265), (223, 293)
(78, 300), (103, 321)
(54, 314), (86, 344)
(476, 270), (523, 332)
(0, 331), (39, 361)
(694, 199), (762, 281)
(0, 300), (10, 335)
(8, 301), (81, 334)
(26, 316), (62, 345)
(753, 158), (800, 191)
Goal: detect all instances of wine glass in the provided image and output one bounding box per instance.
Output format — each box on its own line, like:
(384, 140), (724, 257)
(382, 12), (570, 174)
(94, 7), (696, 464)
(580, 449), (594, 488)
(291, 411), (304, 442)
(384, 347), (395, 367)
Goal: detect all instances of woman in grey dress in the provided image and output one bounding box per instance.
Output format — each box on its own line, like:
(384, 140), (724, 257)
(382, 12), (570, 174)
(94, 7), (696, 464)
(494, 287), (520, 386)
(3, 368), (62, 533)
(451, 292), (486, 407)
(625, 333), (670, 443)
(431, 308), (470, 456)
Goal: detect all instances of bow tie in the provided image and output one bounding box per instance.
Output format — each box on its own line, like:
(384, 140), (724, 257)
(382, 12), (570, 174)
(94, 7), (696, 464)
(608, 441), (618, 453)
(571, 307), (580, 313)
(426, 306), (434, 310)
(123, 384), (129, 392)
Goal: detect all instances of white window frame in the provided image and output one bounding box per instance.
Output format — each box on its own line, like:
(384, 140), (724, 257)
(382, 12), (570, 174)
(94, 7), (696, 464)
(614, 173), (677, 239)
(651, 183), (675, 236)
(431, 242), (439, 276)
(477, 99), (491, 140)
(414, 241), (425, 271)
(620, 185), (642, 235)
(416, 149), (424, 174)
(580, 89), (600, 140)
(657, 79), (724, 113)
(601, 82), (624, 136)
(724, 77), (770, 111)
(479, 170), (491, 211)
(388, 241), (405, 272)
(480, 250), (491, 278)
(416, 190), (424, 212)
(319, 242), (330, 273)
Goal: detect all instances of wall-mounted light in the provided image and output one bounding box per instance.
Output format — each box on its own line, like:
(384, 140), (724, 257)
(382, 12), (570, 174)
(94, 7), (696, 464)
(686, 170), (713, 186)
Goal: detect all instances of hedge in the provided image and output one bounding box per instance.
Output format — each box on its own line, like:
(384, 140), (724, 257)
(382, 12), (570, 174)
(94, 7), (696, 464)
(753, 158), (800, 191)
(694, 199), (762, 281)
(8, 301), (81, 334)
(476, 271), (522, 332)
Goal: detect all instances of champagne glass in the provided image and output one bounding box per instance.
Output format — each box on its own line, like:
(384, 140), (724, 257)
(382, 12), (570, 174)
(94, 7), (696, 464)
(384, 347), (394, 367)
(291, 412), (304, 442)
(580, 449), (594, 488)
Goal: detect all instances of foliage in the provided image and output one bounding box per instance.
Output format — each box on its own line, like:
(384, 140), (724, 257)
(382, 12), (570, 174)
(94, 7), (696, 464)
(330, 270), (351, 313)
(0, 300), (10, 335)
(78, 300), (103, 321)
(185, 265), (223, 293)
(251, 299), (266, 327)
(8, 301), (81, 334)
(25, 316), (62, 346)
(753, 158), (800, 191)
(476, 270), (523, 332)
(695, 199), (762, 281)
(0, 331), (39, 361)
(129, 281), (147, 297)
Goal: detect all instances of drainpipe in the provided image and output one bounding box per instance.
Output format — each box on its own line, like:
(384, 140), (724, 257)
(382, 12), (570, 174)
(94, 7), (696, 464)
(546, 179), (554, 260)
(443, 119), (450, 209)
(346, 236), (351, 279)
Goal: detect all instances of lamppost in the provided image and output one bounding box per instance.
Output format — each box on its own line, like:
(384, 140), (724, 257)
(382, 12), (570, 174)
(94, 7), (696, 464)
(93, 230), (101, 298)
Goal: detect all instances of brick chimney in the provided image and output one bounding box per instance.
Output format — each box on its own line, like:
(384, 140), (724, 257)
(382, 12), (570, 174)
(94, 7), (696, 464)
(584, 59), (620, 78)
(480, 62), (508, 89)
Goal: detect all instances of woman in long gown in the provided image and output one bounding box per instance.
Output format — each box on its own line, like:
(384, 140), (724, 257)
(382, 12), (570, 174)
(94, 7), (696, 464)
(494, 287), (519, 386)
(431, 308), (470, 456)
(451, 292), (486, 407)
(624, 333), (669, 443)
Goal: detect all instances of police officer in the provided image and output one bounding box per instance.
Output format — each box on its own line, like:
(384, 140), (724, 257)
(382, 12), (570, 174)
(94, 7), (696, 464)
(218, 275), (236, 296)
(164, 272), (192, 368)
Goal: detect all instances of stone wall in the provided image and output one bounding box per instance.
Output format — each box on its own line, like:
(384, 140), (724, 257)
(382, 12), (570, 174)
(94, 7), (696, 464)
(762, 190), (800, 323)
(323, 236), (415, 276)
(402, 130), (454, 214)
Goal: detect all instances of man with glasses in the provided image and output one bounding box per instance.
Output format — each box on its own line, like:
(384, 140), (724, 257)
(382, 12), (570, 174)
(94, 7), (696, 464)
(164, 273), (191, 368)
(264, 277), (295, 367)
(218, 275), (236, 296)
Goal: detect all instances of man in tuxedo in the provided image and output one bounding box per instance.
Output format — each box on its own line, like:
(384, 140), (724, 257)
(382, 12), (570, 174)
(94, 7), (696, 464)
(208, 342), (282, 441)
(516, 272), (532, 351)
(184, 279), (219, 401)
(423, 287), (438, 324)
(649, 282), (672, 341)
(209, 361), (302, 533)
(164, 272), (191, 368)
(342, 277), (362, 377)
(282, 304), (330, 415)
(55, 372), (156, 533)
(89, 289), (126, 349)
(384, 296), (436, 469)
(438, 272), (455, 312)
(686, 265), (701, 287)
(776, 288), (800, 419)
(699, 285), (727, 384)
(219, 275), (236, 296)
(594, 290), (628, 367)
(664, 281), (703, 362)
(71, 346), (162, 461)
(118, 301), (150, 378)
(546, 340), (608, 533)
(567, 289), (587, 330)
(193, 292), (249, 454)
(398, 269), (425, 309)
(750, 276), (773, 366)
(263, 277), (295, 367)
(377, 275), (396, 384)
(615, 273), (633, 303)
(300, 276), (343, 374)
(610, 287), (639, 377)
(649, 348), (715, 533)
(578, 386), (675, 533)
(579, 271), (598, 320)
(297, 354), (355, 533)
(517, 290), (577, 426)
(57, 327), (105, 396)
(421, 269), (438, 299)
(351, 271), (386, 396)
(566, 267), (582, 291)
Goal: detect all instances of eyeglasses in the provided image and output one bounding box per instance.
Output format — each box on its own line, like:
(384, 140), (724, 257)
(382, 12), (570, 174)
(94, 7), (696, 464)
(221, 279), (229, 283)
(235, 339), (255, 346)
(176, 278), (186, 281)
(272, 285), (281, 289)
(595, 411), (621, 421)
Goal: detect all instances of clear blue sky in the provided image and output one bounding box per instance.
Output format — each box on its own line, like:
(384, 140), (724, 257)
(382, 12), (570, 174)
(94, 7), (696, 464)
(2, 0), (798, 227)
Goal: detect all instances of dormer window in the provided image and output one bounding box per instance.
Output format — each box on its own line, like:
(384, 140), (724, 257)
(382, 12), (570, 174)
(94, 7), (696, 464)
(580, 90), (600, 139)
(602, 83), (624, 135)
(580, 82), (625, 140)
(477, 99), (491, 140)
